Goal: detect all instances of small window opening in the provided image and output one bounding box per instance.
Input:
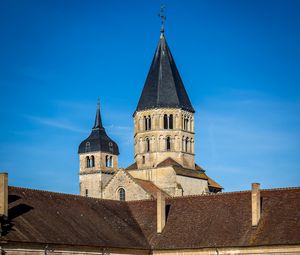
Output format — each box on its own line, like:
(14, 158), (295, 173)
(105, 155), (109, 167)
(185, 138), (189, 152)
(166, 137), (171, 151)
(142, 156), (145, 164)
(90, 155), (95, 167)
(164, 114), (168, 129)
(119, 188), (126, 201)
(110, 156), (113, 168)
(86, 156), (90, 168)
(148, 116), (151, 130)
(169, 114), (173, 129)
(144, 116), (147, 131)
(85, 142), (91, 152)
(85, 189), (88, 197)
(146, 138), (150, 152)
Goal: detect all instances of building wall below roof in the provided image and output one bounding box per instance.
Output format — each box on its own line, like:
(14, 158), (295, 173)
(3, 245), (300, 255)
(152, 245), (300, 255)
(1, 247), (149, 255)
(102, 170), (150, 201)
(176, 175), (209, 196)
(128, 166), (178, 196)
(79, 172), (113, 198)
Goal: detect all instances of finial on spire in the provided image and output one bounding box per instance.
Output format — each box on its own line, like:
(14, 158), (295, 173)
(93, 97), (103, 129)
(97, 96), (100, 110)
(158, 5), (166, 35)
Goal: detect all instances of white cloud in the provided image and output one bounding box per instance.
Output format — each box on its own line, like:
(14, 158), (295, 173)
(25, 115), (86, 133)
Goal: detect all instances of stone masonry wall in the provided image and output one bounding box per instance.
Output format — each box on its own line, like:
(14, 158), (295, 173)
(134, 108), (195, 170)
(102, 170), (150, 201)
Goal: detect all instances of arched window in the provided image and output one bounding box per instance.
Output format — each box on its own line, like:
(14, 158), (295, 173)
(105, 155), (109, 167)
(119, 188), (126, 201)
(185, 138), (189, 152)
(142, 156), (145, 164)
(110, 156), (113, 168)
(90, 155), (95, 167)
(164, 114), (168, 129)
(166, 137), (171, 151)
(184, 118), (188, 131)
(86, 156), (90, 168)
(148, 115), (151, 130)
(144, 116), (147, 131)
(169, 114), (173, 129)
(146, 138), (150, 152)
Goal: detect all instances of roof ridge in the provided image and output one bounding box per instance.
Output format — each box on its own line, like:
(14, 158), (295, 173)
(8, 185), (124, 203)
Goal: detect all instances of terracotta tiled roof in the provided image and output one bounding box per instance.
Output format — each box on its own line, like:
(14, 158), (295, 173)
(207, 176), (223, 189)
(134, 179), (169, 199)
(156, 157), (182, 168)
(126, 162), (138, 170)
(129, 187), (300, 249)
(1, 186), (149, 249)
(173, 166), (208, 180)
(2, 186), (300, 250)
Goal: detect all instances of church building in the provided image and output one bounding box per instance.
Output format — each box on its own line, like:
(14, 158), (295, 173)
(78, 27), (222, 201)
(1, 20), (299, 255)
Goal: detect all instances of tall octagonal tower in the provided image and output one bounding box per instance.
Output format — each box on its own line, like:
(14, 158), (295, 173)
(134, 31), (195, 170)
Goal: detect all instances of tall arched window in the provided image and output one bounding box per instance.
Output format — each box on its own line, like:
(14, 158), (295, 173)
(144, 116), (147, 131)
(105, 155), (109, 167)
(148, 115), (151, 130)
(90, 155), (95, 167)
(166, 137), (171, 151)
(109, 156), (113, 168)
(169, 114), (173, 129)
(86, 156), (90, 168)
(119, 188), (126, 201)
(164, 114), (168, 129)
(146, 138), (150, 152)
(185, 138), (189, 152)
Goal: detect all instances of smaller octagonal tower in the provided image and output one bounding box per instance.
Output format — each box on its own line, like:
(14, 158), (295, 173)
(78, 99), (119, 198)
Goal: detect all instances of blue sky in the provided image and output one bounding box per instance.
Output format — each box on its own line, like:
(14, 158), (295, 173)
(0, 0), (299, 194)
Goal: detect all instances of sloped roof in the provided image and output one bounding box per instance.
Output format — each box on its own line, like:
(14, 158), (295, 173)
(134, 179), (169, 199)
(2, 186), (300, 250)
(156, 158), (208, 180)
(135, 33), (194, 114)
(207, 176), (223, 189)
(126, 162), (138, 170)
(1, 186), (148, 249)
(128, 187), (300, 249)
(156, 157), (182, 168)
(78, 101), (119, 155)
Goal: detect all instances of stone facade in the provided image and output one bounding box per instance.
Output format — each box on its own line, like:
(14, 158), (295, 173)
(134, 108), (195, 170)
(102, 170), (150, 201)
(79, 151), (117, 198)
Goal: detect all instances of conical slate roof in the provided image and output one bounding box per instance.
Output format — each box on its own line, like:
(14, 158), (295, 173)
(78, 101), (119, 155)
(135, 33), (194, 113)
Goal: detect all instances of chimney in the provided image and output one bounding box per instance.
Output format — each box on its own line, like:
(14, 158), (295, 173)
(251, 183), (261, 227)
(0, 173), (8, 217)
(157, 191), (166, 233)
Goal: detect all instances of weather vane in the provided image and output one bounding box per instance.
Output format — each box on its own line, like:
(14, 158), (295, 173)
(158, 5), (166, 33)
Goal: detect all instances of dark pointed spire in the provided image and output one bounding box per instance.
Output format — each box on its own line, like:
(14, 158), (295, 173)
(78, 98), (119, 155)
(158, 5), (166, 35)
(93, 97), (103, 129)
(135, 33), (195, 113)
